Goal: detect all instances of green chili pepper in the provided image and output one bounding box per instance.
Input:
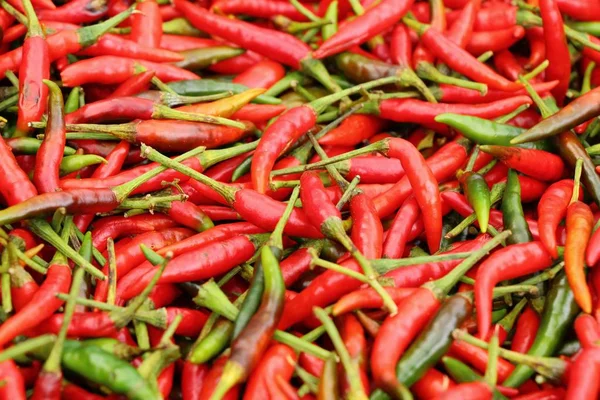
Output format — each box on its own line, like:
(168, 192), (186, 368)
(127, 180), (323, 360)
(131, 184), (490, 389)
(460, 171), (491, 233)
(162, 17), (206, 37)
(174, 47), (245, 71)
(7, 137), (76, 156)
(395, 294), (472, 387)
(167, 79), (282, 104)
(503, 272), (579, 387)
(64, 87), (81, 114)
(189, 319), (234, 364)
(502, 170), (533, 245)
(434, 114), (551, 151)
(59, 154), (107, 176)
(442, 357), (508, 400)
(232, 260), (265, 339)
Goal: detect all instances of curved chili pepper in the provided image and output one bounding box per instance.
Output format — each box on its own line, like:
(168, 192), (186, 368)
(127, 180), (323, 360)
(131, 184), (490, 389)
(210, 51), (264, 75)
(538, 180), (577, 259)
(459, 170), (491, 233)
(109, 71), (155, 99)
(77, 33), (183, 63)
(174, 0), (341, 94)
(511, 306), (540, 354)
(0, 360), (26, 400)
(475, 241), (552, 338)
(60, 56), (199, 86)
(539, 0), (571, 104)
(575, 314), (600, 348)
(467, 26), (526, 56)
(244, 344), (297, 399)
(565, 201), (594, 313)
(366, 96), (533, 133)
(0, 136), (38, 206)
(15, 0), (49, 137)
(503, 272), (580, 387)
(11, 265), (40, 312)
(318, 114), (386, 147)
(445, 0), (476, 49)
(374, 138), (470, 218)
(565, 347), (600, 399)
(390, 24), (413, 66)
(503, 169), (533, 245)
(382, 196), (420, 259)
(33, 80), (64, 194)
(333, 287), (415, 316)
(526, 27), (546, 69)
(313, 0), (414, 59)
(37, 0), (107, 23)
(480, 145), (564, 182)
(406, 18), (522, 92)
(412, 369), (455, 399)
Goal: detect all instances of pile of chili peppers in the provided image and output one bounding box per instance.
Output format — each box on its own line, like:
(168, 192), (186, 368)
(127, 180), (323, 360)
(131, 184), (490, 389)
(4, 0), (600, 398)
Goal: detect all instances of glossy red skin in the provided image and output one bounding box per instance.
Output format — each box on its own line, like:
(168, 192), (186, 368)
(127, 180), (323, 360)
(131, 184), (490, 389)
(433, 382), (492, 400)
(0, 264), (71, 348)
(91, 214), (177, 252)
(445, 0), (476, 48)
(449, 340), (515, 382)
(210, 51), (264, 75)
(513, 388), (566, 400)
(212, 0), (309, 20)
(131, 0), (162, 48)
(475, 242), (552, 338)
(374, 140), (469, 218)
(390, 24), (413, 66)
(117, 234), (259, 300)
(280, 247), (314, 287)
(300, 171), (342, 231)
(319, 115), (387, 147)
(79, 34), (185, 63)
(231, 104), (286, 123)
(0, 137), (38, 206)
(198, 205), (241, 221)
(38, 312), (118, 338)
(168, 307), (209, 337)
(538, 180), (576, 259)
(540, 0), (571, 104)
(17, 36), (50, 134)
(333, 287), (415, 316)
(0, 360), (26, 400)
(484, 146), (565, 182)
(565, 347), (600, 399)
(511, 306), (540, 353)
(181, 362), (208, 400)
(94, 228), (193, 302)
(65, 97), (154, 124)
(350, 192), (384, 258)
(232, 60), (285, 89)
(339, 314), (369, 395)
(412, 369), (456, 399)
(575, 314), (600, 348)
(383, 196), (420, 258)
(252, 105), (317, 194)
(60, 56), (199, 86)
(244, 344), (297, 400)
(11, 279), (40, 312)
(160, 35), (218, 52)
(199, 356), (240, 400)
(174, 0), (309, 69)
(38, 0), (108, 24)
(466, 26), (525, 55)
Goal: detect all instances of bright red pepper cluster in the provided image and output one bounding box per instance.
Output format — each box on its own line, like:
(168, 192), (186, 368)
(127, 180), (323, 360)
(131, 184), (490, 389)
(2, 0), (600, 399)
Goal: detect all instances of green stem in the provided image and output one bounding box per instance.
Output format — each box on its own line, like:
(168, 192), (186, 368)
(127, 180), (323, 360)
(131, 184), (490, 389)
(570, 158), (584, 204)
(372, 252), (473, 274)
(106, 238), (117, 306)
(0, 335), (56, 363)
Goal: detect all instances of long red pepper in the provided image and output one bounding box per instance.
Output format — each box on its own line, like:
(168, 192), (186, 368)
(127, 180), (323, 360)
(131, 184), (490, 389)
(511, 306), (540, 353)
(15, 0), (49, 137)
(539, 0), (570, 104)
(475, 241), (552, 338)
(0, 360), (26, 400)
(37, 0), (108, 23)
(244, 344), (297, 399)
(538, 180), (577, 259)
(33, 81), (65, 194)
(565, 347), (600, 399)
(479, 145), (564, 182)
(382, 197), (420, 259)
(313, 0), (415, 59)
(131, 0), (161, 48)
(77, 33), (184, 63)
(0, 136), (38, 206)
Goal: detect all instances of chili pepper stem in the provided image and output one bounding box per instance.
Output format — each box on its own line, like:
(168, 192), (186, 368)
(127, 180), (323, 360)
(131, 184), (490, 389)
(417, 62), (488, 95)
(0, 334), (56, 363)
(397, 68), (438, 103)
(570, 158), (584, 204)
(78, 6), (136, 47)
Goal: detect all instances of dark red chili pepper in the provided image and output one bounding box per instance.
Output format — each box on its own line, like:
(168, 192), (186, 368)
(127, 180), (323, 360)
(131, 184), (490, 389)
(538, 180), (577, 259)
(109, 71), (156, 98)
(15, 0), (49, 137)
(313, 0), (415, 59)
(77, 34), (184, 62)
(539, 0), (570, 105)
(60, 56), (199, 87)
(11, 266), (40, 312)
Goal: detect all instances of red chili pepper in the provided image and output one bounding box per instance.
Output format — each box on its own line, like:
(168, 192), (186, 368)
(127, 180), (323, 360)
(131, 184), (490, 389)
(11, 266), (40, 312)
(538, 180), (577, 259)
(448, 338), (516, 382)
(575, 314), (600, 348)
(408, 18), (522, 92)
(199, 356), (240, 399)
(131, 0), (161, 48)
(15, 0), (50, 137)
(539, 0), (570, 105)
(0, 136), (38, 206)
(565, 347), (600, 399)
(159, 35), (218, 52)
(525, 27), (545, 69)
(318, 115), (387, 147)
(91, 214), (177, 252)
(445, 0), (476, 49)
(37, 0), (108, 23)
(230, 104), (287, 123)
(350, 192), (385, 258)
(0, 360), (26, 400)
(232, 60), (285, 89)
(373, 139), (470, 218)
(338, 314), (369, 396)
(60, 56), (199, 86)
(466, 26), (526, 56)
(513, 388), (566, 400)
(313, 0), (415, 59)
(382, 196), (420, 258)
(412, 369), (455, 399)
(332, 287), (415, 316)
(109, 71), (155, 98)
(244, 344), (297, 399)
(493, 50), (525, 81)
(280, 244), (318, 287)
(94, 228), (193, 302)
(0, 259), (71, 347)
(368, 96), (532, 133)
(475, 241), (552, 338)
(565, 201), (594, 313)
(480, 145), (564, 182)
(433, 382), (492, 399)
(77, 34), (184, 62)
(556, 0), (600, 21)
(435, 80), (558, 104)
(511, 306), (540, 353)
(181, 362), (208, 400)
(212, 0), (309, 20)
(210, 51), (264, 75)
